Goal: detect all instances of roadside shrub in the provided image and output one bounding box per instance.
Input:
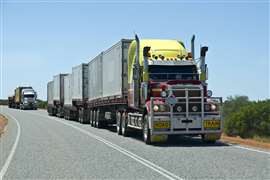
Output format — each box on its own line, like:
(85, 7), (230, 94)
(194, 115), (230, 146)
(36, 99), (47, 109)
(223, 96), (270, 138)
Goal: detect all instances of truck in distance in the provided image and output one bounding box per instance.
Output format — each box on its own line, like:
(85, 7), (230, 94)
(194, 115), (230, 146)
(8, 86), (37, 110)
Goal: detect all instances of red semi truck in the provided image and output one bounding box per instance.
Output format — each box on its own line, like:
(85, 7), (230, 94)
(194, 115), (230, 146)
(48, 35), (223, 144)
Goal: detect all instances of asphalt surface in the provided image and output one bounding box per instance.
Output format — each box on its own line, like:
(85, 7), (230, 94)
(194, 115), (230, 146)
(0, 106), (269, 180)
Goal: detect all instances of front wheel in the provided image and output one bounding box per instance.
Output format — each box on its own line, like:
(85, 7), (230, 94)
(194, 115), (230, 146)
(143, 114), (152, 144)
(201, 134), (220, 144)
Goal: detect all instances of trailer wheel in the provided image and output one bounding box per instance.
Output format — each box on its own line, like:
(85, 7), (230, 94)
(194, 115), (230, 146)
(121, 113), (129, 137)
(92, 111), (96, 127)
(83, 109), (90, 124)
(64, 110), (68, 120)
(90, 111), (94, 127)
(143, 115), (152, 145)
(67, 110), (71, 120)
(78, 109), (82, 123)
(95, 110), (101, 128)
(79, 109), (84, 124)
(116, 112), (122, 135)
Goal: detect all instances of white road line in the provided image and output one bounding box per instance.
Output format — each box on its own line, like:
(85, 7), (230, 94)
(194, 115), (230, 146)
(231, 144), (270, 156)
(0, 113), (21, 180)
(27, 111), (183, 180)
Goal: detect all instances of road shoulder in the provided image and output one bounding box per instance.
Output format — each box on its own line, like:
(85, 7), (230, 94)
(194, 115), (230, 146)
(221, 134), (270, 151)
(0, 114), (8, 137)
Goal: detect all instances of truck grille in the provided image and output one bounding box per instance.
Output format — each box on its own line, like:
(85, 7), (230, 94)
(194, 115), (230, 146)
(171, 85), (204, 114)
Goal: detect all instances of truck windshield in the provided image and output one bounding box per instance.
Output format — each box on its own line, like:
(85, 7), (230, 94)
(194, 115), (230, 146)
(24, 94), (35, 98)
(149, 65), (198, 81)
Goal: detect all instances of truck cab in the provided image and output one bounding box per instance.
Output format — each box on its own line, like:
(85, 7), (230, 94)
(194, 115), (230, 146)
(20, 88), (37, 110)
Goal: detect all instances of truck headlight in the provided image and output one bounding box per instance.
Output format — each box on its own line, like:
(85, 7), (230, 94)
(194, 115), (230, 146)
(211, 104), (217, 111)
(192, 105), (198, 112)
(153, 104), (169, 112)
(153, 105), (159, 112)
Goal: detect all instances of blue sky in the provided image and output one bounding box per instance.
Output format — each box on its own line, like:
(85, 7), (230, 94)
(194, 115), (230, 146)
(1, 0), (269, 101)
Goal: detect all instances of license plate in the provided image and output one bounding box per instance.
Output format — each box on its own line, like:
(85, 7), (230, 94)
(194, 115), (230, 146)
(203, 120), (220, 129)
(153, 121), (170, 129)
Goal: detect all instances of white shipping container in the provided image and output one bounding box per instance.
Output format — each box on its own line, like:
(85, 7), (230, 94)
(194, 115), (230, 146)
(53, 74), (67, 102)
(72, 63), (88, 101)
(47, 81), (54, 105)
(102, 39), (132, 98)
(88, 53), (103, 100)
(64, 74), (72, 105)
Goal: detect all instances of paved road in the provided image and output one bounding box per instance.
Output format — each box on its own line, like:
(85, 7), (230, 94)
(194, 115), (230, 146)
(0, 106), (269, 180)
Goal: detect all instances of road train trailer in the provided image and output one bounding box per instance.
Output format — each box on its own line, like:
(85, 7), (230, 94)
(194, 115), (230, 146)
(47, 35), (223, 144)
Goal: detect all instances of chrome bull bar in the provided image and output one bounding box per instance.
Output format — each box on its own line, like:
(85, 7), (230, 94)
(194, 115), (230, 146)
(149, 85), (223, 134)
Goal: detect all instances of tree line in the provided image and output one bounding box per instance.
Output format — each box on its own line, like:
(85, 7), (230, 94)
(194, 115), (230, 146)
(223, 96), (270, 138)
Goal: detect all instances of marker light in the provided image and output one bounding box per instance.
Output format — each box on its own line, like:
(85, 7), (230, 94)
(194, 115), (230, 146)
(187, 52), (193, 59)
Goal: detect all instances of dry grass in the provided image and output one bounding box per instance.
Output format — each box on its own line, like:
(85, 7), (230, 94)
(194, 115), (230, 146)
(221, 134), (270, 150)
(0, 114), (8, 137)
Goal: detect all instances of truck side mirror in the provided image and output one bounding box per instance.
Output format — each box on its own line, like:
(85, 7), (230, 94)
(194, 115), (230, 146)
(143, 46), (151, 72)
(207, 89), (212, 97)
(143, 46), (151, 57)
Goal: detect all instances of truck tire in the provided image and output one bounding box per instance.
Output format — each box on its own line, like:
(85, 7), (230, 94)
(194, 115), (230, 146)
(79, 109), (86, 123)
(143, 114), (152, 145)
(94, 110), (98, 127)
(116, 112), (122, 135)
(121, 113), (129, 137)
(67, 110), (71, 120)
(79, 109), (83, 124)
(95, 110), (102, 128)
(90, 110), (94, 127)
(83, 109), (90, 124)
(201, 134), (219, 144)
(52, 108), (56, 116)
(93, 111), (96, 126)
(64, 114), (67, 120)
